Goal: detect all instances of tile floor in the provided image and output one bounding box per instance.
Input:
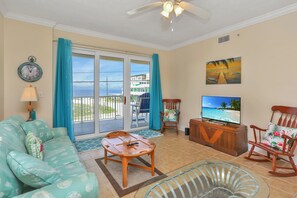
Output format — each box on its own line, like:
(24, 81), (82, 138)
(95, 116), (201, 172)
(79, 130), (297, 198)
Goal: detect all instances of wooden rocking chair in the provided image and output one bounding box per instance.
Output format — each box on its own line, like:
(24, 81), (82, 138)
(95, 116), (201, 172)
(160, 99), (181, 134)
(245, 105), (297, 177)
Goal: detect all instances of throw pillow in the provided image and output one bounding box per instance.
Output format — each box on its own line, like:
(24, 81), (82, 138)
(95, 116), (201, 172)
(262, 122), (297, 151)
(163, 109), (178, 122)
(21, 119), (54, 142)
(25, 132), (44, 160)
(7, 151), (61, 188)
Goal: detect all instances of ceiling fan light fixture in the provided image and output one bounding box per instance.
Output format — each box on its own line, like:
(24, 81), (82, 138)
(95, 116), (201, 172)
(163, 1), (174, 13)
(161, 10), (170, 18)
(174, 5), (184, 17)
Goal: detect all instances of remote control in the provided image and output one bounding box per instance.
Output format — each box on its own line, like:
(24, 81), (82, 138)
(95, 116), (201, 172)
(127, 142), (139, 146)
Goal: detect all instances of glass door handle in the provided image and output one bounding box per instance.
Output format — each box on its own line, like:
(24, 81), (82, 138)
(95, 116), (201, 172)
(124, 96), (126, 105)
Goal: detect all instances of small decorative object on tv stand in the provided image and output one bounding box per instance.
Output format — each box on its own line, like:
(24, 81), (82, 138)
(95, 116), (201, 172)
(189, 118), (248, 156)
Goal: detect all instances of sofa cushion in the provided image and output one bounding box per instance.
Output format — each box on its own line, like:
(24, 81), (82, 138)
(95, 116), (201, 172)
(1, 115), (26, 143)
(12, 173), (98, 198)
(7, 151), (62, 188)
(43, 136), (73, 151)
(58, 161), (87, 180)
(25, 132), (44, 160)
(0, 122), (27, 153)
(21, 119), (54, 142)
(44, 145), (80, 168)
(0, 143), (23, 197)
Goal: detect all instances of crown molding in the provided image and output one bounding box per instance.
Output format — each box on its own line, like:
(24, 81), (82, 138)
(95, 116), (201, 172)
(54, 24), (169, 51)
(169, 3), (297, 50)
(2, 2), (297, 51)
(4, 12), (56, 27)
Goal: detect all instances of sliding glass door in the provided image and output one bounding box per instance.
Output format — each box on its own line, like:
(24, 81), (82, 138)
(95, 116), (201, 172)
(130, 59), (150, 129)
(72, 49), (151, 138)
(72, 53), (95, 136)
(98, 56), (124, 132)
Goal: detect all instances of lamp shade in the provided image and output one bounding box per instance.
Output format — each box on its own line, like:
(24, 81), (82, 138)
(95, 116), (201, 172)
(20, 85), (38, 102)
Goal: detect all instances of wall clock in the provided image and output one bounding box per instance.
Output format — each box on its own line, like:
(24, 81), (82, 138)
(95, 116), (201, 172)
(18, 56), (43, 82)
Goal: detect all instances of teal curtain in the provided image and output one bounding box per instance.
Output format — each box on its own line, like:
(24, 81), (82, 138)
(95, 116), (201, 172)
(149, 54), (163, 130)
(53, 38), (74, 142)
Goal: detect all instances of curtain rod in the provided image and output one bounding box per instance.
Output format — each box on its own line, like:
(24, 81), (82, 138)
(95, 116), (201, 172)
(52, 40), (152, 58)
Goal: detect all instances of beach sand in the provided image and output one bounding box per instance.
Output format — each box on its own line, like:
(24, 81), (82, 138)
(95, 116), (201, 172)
(223, 109), (240, 122)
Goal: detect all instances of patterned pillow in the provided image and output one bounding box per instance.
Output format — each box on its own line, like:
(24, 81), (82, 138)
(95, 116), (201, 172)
(163, 109), (178, 122)
(7, 151), (62, 188)
(25, 132), (44, 160)
(21, 119), (54, 142)
(262, 123), (297, 151)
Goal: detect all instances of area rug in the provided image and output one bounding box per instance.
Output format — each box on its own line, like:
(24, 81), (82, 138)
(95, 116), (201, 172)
(95, 155), (166, 197)
(74, 129), (162, 152)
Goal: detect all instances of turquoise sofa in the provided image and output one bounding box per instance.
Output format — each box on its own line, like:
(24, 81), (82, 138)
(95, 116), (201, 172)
(0, 115), (98, 198)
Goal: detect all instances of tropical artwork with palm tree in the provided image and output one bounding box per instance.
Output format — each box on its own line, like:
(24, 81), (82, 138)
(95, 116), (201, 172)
(206, 57), (241, 84)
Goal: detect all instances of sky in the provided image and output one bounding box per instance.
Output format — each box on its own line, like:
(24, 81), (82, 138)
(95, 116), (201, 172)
(72, 55), (149, 96)
(73, 55), (149, 82)
(202, 96), (240, 108)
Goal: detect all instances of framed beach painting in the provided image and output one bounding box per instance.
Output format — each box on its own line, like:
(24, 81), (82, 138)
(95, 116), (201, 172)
(206, 57), (241, 84)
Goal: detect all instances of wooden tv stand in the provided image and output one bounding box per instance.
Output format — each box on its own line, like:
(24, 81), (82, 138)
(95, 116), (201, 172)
(189, 118), (248, 156)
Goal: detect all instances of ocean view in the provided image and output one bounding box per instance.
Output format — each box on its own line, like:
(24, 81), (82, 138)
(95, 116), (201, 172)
(73, 87), (122, 97)
(202, 107), (240, 124)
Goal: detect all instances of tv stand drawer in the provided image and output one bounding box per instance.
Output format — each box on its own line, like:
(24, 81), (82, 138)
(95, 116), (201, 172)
(189, 118), (248, 156)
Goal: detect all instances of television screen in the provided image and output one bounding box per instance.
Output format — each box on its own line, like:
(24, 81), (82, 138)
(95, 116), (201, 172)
(201, 96), (241, 124)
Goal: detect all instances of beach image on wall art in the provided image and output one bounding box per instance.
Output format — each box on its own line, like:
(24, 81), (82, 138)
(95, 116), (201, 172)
(206, 57), (241, 84)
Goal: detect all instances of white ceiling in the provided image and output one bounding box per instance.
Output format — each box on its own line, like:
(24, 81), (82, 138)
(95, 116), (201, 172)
(1, 0), (297, 50)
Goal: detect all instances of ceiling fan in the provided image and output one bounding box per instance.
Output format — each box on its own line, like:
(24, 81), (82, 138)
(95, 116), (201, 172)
(127, 0), (210, 20)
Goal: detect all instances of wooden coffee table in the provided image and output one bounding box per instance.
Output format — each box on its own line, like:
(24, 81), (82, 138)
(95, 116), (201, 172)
(101, 131), (156, 188)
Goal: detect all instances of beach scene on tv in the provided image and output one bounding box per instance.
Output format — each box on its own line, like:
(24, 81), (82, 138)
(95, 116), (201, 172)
(202, 96), (241, 124)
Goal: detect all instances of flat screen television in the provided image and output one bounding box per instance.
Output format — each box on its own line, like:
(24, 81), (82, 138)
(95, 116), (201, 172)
(201, 95), (241, 124)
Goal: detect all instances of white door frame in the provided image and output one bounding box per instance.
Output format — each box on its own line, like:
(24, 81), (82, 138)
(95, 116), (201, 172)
(73, 48), (151, 140)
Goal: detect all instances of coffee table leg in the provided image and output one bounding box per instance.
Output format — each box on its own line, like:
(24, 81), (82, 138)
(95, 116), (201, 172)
(122, 157), (128, 187)
(151, 150), (155, 176)
(104, 149), (107, 164)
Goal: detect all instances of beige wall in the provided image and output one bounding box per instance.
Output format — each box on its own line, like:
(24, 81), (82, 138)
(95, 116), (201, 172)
(170, 12), (297, 132)
(1, 19), (171, 125)
(0, 14), (3, 120)
(2, 11), (297, 132)
(3, 19), (53, 124)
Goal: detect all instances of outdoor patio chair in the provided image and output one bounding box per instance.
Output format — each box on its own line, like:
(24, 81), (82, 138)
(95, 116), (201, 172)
(132, 93), (150, 127)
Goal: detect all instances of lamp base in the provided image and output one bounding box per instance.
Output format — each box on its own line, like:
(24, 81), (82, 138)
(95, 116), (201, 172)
(26, 111), (33, 122)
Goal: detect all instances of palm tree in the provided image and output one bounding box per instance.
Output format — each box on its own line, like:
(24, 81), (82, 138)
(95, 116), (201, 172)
(207, 58), (235, 84)
(230, 99), (240, 111)
(221, 102), (227, 109)
(206, 58), (234, 69)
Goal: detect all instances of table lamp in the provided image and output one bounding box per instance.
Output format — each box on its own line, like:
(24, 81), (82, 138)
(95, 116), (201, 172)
(20, 85), (38, 121)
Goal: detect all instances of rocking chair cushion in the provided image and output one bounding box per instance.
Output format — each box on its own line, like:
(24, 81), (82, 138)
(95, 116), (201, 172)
(262, 123), (297, 151)
(163, 109), (178, 122)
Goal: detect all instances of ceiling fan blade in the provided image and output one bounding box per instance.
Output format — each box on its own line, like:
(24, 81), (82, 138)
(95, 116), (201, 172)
(179, 1), (210, 19)
(127, 2), (163, 15)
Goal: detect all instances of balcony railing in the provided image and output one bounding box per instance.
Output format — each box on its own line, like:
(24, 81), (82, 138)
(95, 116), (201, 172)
(73, 96), (124, 123)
